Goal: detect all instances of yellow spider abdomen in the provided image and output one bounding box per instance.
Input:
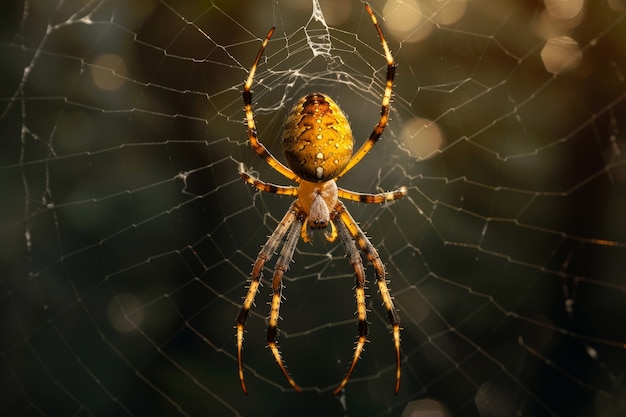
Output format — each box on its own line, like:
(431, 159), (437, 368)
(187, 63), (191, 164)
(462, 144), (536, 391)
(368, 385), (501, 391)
(282, 93), (354, 182)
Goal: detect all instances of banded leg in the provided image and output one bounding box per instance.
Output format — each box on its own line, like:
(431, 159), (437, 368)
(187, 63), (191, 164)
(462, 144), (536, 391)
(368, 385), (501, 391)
(338, 3), (397, 178)
(243, 27), (301, 183)
(266, 210), (303, 392)
(332, 216), (369, 395)
(334, 201), (401, 394)
(236, 202), (298, 394)
(239, 163), (298, 196)
(338, 186), (407, 204)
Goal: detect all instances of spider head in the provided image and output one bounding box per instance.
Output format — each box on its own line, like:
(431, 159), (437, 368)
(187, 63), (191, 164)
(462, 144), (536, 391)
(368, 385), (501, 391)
(308, 214), (329, 230)
(298, 180), (338, 232)
(307, 188), (331, 230)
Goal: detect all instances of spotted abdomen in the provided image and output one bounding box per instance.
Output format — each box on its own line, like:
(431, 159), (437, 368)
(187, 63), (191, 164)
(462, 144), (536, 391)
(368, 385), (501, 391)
(282, 93), (354, 182)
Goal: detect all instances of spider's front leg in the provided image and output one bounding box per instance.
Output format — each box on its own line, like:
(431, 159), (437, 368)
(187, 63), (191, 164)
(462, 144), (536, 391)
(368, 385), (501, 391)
(236, 202), (301, 394)
(332, 213), (369, 395)
(265, 207), (304, 392)
(333, 201), (402, 394)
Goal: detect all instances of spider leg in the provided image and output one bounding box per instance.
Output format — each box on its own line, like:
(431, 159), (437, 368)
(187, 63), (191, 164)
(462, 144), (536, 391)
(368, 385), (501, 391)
(266, 207), (304, 392)
(236, 202), (298, 394)
(338, 186), (407, 204)
(239, 163), (298, 196)
(333, 201), (401, 394)
(332, 215), (369, 395)
(337, 3), (396, 178)
(243, 27), (301, 183)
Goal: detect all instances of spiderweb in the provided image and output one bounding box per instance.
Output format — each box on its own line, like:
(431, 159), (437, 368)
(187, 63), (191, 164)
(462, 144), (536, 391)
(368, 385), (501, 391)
(2, 0), (626, 416)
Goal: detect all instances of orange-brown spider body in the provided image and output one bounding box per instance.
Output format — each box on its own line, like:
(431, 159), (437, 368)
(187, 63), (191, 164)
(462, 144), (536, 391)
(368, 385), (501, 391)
(236, 3), (405, 396)
(297, 179), (338, 237)
(283, 93), (353, 182)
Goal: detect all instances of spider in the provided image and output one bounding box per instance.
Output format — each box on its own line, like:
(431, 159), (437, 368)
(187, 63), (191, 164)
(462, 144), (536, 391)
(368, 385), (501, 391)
(236, 3), (406, 395)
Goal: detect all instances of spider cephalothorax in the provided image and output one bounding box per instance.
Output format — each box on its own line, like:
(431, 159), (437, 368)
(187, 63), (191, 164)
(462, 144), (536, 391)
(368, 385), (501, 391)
(235, 3), (406, 395)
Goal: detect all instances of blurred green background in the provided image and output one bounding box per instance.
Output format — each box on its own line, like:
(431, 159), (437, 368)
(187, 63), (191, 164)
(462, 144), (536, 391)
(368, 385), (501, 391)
(1, 1), (626, 416)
